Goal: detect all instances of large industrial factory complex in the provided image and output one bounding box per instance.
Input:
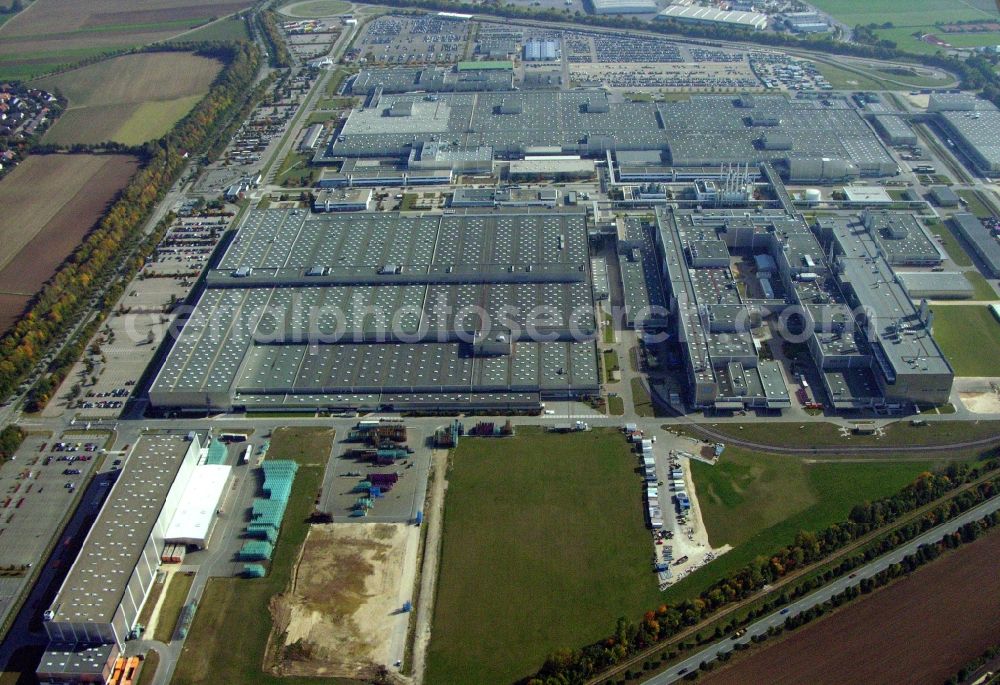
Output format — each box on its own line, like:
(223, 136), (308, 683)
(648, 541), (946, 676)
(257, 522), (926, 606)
(317, 90), (898, 182)
(149, 211), (600, 412)
(9, 8), (1000, 685)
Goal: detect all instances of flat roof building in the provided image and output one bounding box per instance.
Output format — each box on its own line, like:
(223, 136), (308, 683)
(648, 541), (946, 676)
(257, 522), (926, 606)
(657, 5), (768, 30)
(149, 210), (599, 412)
(896, 271), (974, 300)
(43, 434), (203, 648)
(952, 212), (1000, 277)
(591, 0), (657, 14)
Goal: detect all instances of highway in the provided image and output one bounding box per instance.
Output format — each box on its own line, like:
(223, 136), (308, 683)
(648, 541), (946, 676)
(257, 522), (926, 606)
(642, 493), (1000, 685)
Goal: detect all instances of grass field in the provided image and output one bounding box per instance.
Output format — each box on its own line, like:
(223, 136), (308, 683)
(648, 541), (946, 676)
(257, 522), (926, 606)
(692, 447), (944, 549)
(957, 189), (996, 220)
(631, 377), (661, 417)
(607, 395), (625, 415)
(280, 0), (353, 17)
(172, 429), (341, 685)
(0, 153), (138, 332)
(807, 0), (1000, 54)
(925, 218), (974, 267)
(35, 52), (221, 145)
(426, 428), (661, 685)
(673, 419), (1000, 450)
(167, 14), (249, 43)
(274, 150), (317, 187)
(0, 0), (250, 78)
(965, 271), (997, 300)
(136, 650), (160, 685)
(931, 305), (1000, 376)
(153, 571), (193, 642)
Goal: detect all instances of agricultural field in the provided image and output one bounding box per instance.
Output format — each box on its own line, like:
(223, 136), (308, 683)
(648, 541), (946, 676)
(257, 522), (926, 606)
(169, 14), (249, 43)
(0, 154), (138, 332)
(280, 0), (354, 18)
(704, 527), (1000, 685)
(808, 0), (1000, 54)
(35, 52), (222, 145)
(931, 305), (1000, 376)
(0, 0), (251, 79)
(426, 427), (660, 685)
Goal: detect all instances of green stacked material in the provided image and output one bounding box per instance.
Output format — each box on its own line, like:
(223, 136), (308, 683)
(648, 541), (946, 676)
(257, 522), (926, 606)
(243, 564), (266, 578)
(237, 540), (274, 561)
(246, 524), (278, 542)
(261, 460), (299, 502)
(206, 439), (228, 465)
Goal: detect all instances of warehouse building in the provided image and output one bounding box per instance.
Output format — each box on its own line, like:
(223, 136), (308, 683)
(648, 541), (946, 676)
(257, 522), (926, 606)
(299, 124), (324, 152)
(38, 434), (207, 682)
(313, 188), (373, 212)
(349, 66), (513, 94)
(657, 5), (768, 30)
(871, 114), (918, 147)
(524, 39), (560, 61)
(931, 97), (1000, 176)
(149, 210), (600, 412)
(164, 463), (232, 549)
(929, 185), (960, 207)
(951, 212), (1000, 277)
(591, 0), (658, 14)
(782, 11), (829, 33)
(896, 271), (974, 300)
(858, 210), (943, 266)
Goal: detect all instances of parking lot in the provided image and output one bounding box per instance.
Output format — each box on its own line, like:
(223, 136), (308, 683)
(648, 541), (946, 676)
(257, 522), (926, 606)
(0, 431), (114, 628)
(352, 15), (470, 64)
(43, 214), (235, 420)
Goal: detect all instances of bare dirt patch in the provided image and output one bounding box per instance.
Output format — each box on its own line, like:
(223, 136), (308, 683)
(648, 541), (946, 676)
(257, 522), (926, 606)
(0, 154), (138, 331)
(704, 527), (1000, 685)
(267, 522), (417, 682)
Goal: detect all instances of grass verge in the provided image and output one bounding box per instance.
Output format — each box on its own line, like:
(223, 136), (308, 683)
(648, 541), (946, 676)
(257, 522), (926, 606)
(136, 650), (160, 685)
(153, 571), (194, 642)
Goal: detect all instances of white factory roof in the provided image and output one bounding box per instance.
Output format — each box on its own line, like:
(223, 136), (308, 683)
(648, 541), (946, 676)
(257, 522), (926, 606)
(164, 465), (231, 547)
(658, 4), (768, 29)
(843, 185), (892, 204)
(592, 0), (658, 13)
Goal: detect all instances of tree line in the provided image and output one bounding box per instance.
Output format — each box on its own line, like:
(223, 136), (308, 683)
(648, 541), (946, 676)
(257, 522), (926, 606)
(0, 42), (262, 404)
(523, 459), (1000, 685)
(258, 9), (292, 69)
(0, 425), (24, 462)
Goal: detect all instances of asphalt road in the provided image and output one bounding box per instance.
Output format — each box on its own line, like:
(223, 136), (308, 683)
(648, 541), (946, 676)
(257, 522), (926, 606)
(643, 493), (1000, 685)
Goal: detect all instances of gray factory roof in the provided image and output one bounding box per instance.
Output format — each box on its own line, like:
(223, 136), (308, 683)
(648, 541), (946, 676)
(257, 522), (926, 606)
(37, 644), (116, 678)
(659, 96), (895, 171)
(591, 0), (658, 13)
(350, 67), (513, 94)
(619, 218), (668, 327)
(896, 271), (974, 298)
(321, 92), (894, 173)
(828, 221), (952, 377)
(872, 114), (916, 143)
(49, 434), (198, 626)
(151, 211), (599, 403)
(951, 212), (1000, 276)
(938, 110), (1000, 171)
(824, 367), (881, 403)
(861, 211), (942, 265)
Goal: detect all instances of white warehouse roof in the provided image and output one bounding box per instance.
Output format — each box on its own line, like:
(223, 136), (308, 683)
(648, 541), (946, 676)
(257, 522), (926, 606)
(592, 0), (658, 14)
(164, 465), (231, 548)
(658, 5), (768, 30)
